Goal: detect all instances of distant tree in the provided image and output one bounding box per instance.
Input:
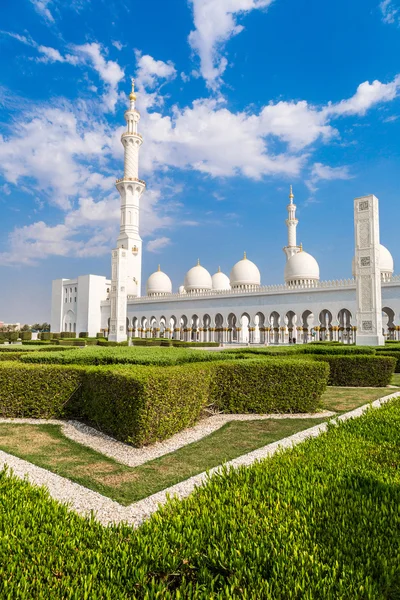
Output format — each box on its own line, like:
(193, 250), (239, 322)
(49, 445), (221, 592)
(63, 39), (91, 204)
(21, 324), (31, 332)
(31, 323), (50, 332)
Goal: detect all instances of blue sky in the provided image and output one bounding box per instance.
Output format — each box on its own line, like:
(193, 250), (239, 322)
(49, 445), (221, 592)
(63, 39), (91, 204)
(1, 0), (400, 323)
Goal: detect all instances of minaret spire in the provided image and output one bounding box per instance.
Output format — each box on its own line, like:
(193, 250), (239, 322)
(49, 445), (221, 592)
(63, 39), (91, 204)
(109, 82), (146, 342)
(283, 185), (300, 262)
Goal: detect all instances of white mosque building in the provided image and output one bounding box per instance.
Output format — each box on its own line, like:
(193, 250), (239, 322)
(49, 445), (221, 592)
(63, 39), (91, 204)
(51, 82), (400, 344)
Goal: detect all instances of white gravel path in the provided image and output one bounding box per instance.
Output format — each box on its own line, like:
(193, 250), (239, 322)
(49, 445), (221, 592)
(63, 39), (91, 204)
(0, 391), (398, 527)
(0, 410), (335, 468)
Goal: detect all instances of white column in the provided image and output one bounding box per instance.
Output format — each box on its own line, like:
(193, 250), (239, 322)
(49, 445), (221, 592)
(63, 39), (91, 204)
(354, 194), (384, 346)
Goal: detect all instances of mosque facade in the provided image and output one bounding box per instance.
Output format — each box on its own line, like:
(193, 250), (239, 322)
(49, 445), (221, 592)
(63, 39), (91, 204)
(51, 84), (400, 344)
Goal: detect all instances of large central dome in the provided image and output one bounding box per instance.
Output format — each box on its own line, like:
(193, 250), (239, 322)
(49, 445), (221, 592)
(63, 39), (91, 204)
(230, 253), (261, 290)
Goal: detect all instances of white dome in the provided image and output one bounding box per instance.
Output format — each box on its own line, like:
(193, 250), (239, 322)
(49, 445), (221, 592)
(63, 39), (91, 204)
(284, 250), (320, 284)
(178, 285), (186, 294)
(352, 244), (394, 278)
(146, 267), (172, 296)
(380, 244), (394, 274)
(184, 261), (212, 293)
(212, 268), (231, 291)
(230, 253), (261, 289)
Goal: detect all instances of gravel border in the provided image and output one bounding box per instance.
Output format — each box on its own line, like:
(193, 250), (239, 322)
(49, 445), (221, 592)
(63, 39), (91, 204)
(0, 411), (335, 468)
(0, 391), (398, 526)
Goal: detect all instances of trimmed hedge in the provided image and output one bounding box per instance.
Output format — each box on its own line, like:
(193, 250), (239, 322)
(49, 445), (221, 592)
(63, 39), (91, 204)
(229, 345), (375, 357)
(375, 350), (400, 373)
(19, 331), (32, 341)
(81, 362), (216, 445)
(313, 355), (396, 386)
(210, 358), (328, 413)
(0, 362), (83, 418)
(19, 347), (237, 366)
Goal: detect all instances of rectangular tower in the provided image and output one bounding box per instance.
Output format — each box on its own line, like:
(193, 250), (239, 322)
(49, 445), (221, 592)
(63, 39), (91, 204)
(354, 194), (384, 346)
(108, 248), (128, 342)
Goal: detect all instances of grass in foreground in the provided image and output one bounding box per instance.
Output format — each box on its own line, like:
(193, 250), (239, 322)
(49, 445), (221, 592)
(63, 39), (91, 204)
(0, 418), (325, 505)
(0, 398), (399, 598)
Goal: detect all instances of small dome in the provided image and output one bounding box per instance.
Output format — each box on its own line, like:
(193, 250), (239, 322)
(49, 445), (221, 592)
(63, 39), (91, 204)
(146, 266), (172, 296)
(230, 253), (261, 289)
(352, 244), (394, 281)
(178, 285), (186, 294)
(284, 250), (319, 284)
(212, 268), (231, 291)
(184, 260), (212, 293)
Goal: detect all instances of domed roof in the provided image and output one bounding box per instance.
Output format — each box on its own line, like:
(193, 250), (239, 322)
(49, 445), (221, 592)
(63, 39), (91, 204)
(178, 285), (186, 294)
(380, 244), (394, 273)
(184, 260), (212, 292)
(146, 266), (172, 296)
(351, 244), (394, 276)
(212, 267), (231, 291)
(284, 249), (320, 283)
(230, 253), (261, 288)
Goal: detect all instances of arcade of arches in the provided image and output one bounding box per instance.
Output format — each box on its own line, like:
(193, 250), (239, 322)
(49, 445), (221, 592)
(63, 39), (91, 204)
(109, 307), (399, 344)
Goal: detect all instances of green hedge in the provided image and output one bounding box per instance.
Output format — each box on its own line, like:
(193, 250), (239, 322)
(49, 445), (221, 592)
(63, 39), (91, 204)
(313, 355), (396, 386)
(20, 340), (53, 345)
(19, 347), (236, 366)
(60, 332), (76, 339)
(81, 362), (216, 445)
(210, 358), (328, 413)
(0, 363), (83, 418)
(0, 396), (399, 597)
(19, 331), (32, 341)
(375, 350), (400, 373)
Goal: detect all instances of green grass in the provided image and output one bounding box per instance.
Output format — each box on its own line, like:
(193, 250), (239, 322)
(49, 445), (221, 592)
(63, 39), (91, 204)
(0, 418), (326, 505)
(320, 386), (389, 413)
(0, 397), (399, 597)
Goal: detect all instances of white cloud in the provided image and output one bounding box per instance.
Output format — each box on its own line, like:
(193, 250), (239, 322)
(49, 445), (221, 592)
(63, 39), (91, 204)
(325, 76), (400, 117)
(380, 0), (399, 24)
(188, 0), (273, 89)
(72, 43), (125, 111)
(306, 162), (352, 193)
(0, 30), (36, 46)
(37, 45), (79, 65)
(258, 101), (336, 150)
(146, 236), (172, 253)
(0, 105), (114, 209)
(30, 0), (55, 23)
(112, 41), (124, 51)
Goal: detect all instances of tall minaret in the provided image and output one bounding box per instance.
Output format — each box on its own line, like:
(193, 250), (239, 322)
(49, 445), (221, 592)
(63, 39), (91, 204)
(109, 80), (146, 342)
(283, 185), (300, 261)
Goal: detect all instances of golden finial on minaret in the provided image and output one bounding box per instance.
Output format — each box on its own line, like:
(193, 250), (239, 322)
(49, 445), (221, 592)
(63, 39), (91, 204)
(243, 251), (247, 260)
(129, 77), (137, 101)
(289, 185), (294, 202)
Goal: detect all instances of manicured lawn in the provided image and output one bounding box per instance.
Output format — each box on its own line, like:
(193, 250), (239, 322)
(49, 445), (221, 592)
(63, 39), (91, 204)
(0, 418), (326, 505)
(320, 386), (389, 413)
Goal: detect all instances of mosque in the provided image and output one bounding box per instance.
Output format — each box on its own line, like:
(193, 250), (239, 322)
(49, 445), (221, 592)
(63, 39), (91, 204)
(50, 82), (400, 344)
